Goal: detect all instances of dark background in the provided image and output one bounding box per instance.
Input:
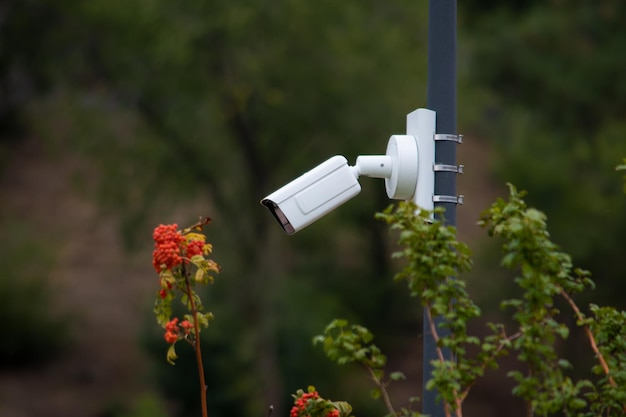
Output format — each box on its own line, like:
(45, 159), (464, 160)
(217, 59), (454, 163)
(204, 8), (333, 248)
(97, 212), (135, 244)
(1, 1), (625, 416)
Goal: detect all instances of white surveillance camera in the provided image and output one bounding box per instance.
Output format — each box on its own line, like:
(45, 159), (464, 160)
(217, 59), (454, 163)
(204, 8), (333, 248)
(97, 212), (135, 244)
(261, 156), (361, 234)
(261, 108), (435, 234)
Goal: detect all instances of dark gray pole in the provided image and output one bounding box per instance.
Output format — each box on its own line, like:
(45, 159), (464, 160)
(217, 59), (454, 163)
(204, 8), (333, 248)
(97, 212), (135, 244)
(424, 1), (457, 416)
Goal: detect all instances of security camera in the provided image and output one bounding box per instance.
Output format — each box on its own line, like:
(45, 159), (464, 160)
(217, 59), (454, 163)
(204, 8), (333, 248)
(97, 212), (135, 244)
(261, 108), (435, 234)
(261, 155), (360, 234)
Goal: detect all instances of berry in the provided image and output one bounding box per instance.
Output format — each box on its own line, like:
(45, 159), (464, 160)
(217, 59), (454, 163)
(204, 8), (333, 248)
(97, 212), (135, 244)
(327, 410), (340, 417)
(164, 318), (180, 344)
(165, 318), (179, 332)
(164, 330), (178, 344)
(180, 320), (194, 335)
(152, 224), (185, 272)
(291, 391), (323, 417)
(186, 239), (204, 258)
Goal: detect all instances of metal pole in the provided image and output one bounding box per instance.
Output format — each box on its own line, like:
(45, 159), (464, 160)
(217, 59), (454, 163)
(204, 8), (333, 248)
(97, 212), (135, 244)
(424, 1), (457, 416)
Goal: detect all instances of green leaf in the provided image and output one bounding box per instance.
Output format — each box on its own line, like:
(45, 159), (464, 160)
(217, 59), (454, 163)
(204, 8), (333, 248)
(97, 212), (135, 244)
(312, 335), (325, 346)
(390, 371), (406, 381)
(194, 268), (205, 283)
(557, 359), (572, 369)
(370, 388), (381, 400)
(333, 401), (353, 416)
(166, 343), (177, 365)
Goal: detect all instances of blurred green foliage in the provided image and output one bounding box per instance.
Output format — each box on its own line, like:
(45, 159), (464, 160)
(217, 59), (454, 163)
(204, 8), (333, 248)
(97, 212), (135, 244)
(106, 392), (169, 417)
(4, 0), (428, 413)
(462, 0), (626, 302)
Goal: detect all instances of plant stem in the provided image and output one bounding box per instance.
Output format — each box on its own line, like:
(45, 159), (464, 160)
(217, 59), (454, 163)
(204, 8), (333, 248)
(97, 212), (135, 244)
(459, 330), (522, 403)
(365, 366), (397, 416)
(183, 216), (212, 233)
(424, 306), (457, 417)
(559, 289), (615, 387)
(184, 269), (209, 417)
(560, 289), (626, 414)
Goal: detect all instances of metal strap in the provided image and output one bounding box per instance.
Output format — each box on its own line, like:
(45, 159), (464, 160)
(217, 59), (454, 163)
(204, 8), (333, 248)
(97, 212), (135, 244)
(434, 133), (463, 143)
(433, 195), (464, 205)
(433, 164), (464, 174)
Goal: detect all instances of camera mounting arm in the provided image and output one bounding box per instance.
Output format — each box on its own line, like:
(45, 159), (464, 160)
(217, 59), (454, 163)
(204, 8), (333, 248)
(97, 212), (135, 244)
(261, 108), (436, 234)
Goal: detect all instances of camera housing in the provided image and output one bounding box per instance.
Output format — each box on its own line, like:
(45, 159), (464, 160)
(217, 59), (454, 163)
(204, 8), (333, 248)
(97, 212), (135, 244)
(261, 108), (435, 234)
(261, 156), (361, 234)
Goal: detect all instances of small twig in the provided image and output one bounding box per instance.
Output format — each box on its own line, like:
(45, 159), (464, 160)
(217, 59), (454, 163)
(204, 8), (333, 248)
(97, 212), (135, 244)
(424, 306), (446, 363)
(559, 289), (626, 414)
(459, 330), (522, 403)
(364, 366), (397, 417)
(424, 305), (458, 417)
(559, 289), (615, 386)
(182, 264), (209, 417)
(183, 216), (212, 233)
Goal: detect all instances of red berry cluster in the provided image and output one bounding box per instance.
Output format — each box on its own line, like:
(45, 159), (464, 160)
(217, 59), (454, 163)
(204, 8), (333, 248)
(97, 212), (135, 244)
(164, 318), (180, 344)
(152, 224), (185, 272)
(290, 391), (339, 417)
(186, 239), (204, 258)
(164, 317), (193, 344)
(291, 391), (319, 417)
(180, 319), (193, 335)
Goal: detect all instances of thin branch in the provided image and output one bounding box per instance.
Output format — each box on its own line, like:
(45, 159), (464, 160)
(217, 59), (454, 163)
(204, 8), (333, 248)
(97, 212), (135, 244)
(364, 366), (397, 417)
(424, 305), (459, 417)
(559, 289), (626, 414)
(459, 330), (522, 403)
(183, 264), (209, 417)
(559, 289), (615, 386)
(425, 305), (445, 363)
(183, 216), (212, 233)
